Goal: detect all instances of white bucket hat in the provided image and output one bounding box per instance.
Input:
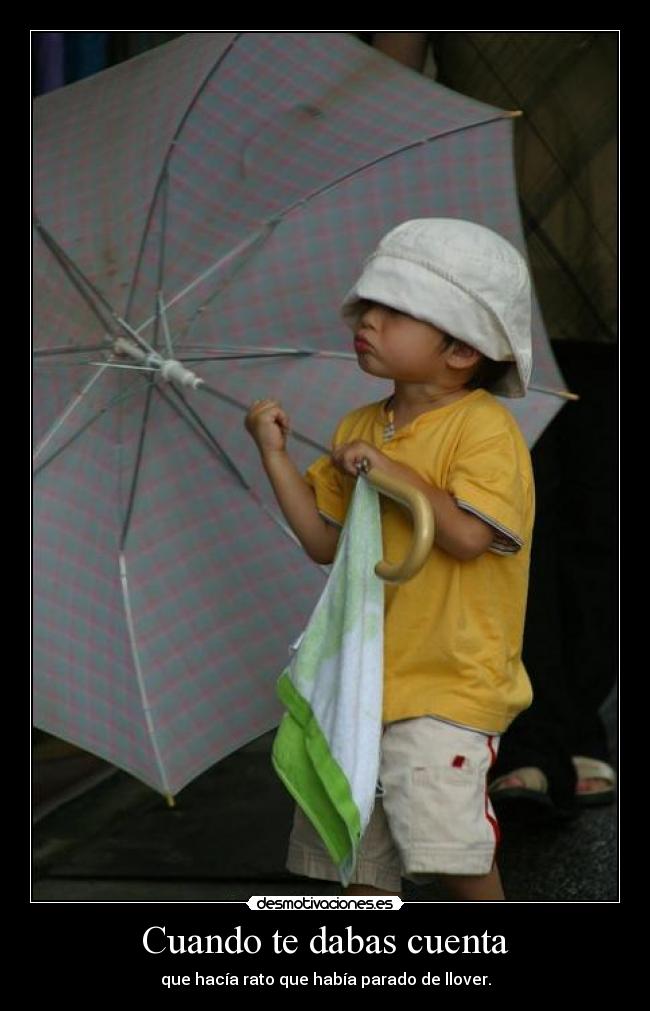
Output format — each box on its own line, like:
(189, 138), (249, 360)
(340, 218), (532, 397)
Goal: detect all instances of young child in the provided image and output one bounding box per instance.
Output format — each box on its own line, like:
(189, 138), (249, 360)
(245, 218), (535, 901)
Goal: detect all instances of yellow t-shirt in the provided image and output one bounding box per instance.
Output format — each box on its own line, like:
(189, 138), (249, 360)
(306, 389), (534, 733)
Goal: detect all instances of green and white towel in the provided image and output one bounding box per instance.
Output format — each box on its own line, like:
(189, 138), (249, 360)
(272, 477), (384, 885)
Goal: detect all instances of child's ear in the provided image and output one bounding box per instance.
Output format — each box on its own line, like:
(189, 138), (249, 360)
(446, 340), (482, 371)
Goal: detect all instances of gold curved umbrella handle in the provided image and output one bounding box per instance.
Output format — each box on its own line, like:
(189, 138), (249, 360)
(360, 460), (435, 584)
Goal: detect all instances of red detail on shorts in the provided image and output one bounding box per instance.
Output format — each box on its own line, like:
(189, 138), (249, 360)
(452, 755), (466, 768)
(485, 736), (501, 847)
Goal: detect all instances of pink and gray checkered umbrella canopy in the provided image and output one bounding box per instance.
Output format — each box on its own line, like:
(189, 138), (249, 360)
(33, 31), (566, 798)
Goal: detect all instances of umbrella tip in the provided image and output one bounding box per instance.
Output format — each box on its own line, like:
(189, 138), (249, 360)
(165, 793), (176, 808)
(508, 109), (524, 118)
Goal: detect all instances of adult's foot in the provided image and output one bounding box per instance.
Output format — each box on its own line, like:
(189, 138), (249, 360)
(489, 766), (576, 824)
(572, 756), (616, 807)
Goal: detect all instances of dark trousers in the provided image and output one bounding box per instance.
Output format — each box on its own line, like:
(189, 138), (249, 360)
(491, 342), (617, 808)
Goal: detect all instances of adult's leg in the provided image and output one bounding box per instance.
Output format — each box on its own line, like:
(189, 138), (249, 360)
(491, 415), (577, 812)
(554, 341), (617, 778)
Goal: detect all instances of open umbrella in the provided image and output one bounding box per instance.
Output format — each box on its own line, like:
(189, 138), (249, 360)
(33, 31), (569, 800)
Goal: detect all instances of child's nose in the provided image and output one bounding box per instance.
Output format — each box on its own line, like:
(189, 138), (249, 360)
(359, 300), (381, 324)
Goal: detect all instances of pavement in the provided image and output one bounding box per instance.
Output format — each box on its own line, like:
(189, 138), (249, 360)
(32, 690), (617, 903)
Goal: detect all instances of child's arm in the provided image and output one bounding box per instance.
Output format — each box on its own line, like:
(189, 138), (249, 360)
(245, 399), (341, 564)
(332, 440), (494, 562)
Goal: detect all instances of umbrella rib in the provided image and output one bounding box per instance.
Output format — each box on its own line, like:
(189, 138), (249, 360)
(35, 360), (117, 372)
(136, 116), (514, 343)
(191, 351), (578, 398)
(35, 218), (159, 360)
(120, 379), (156, 552)
(33, 364), (112, 464)
(174, 351), (316, 363)
(124, 33), (245, 329)
(189, 347), (578, 399)
(232, 115), (517, 242)
(158, 291), (175, 359)
(127, 33), (496, 342)
(85, 362), (158, 373)
(158, 382), (255, 494)
(34, 219), (117, 336)
(33, 344), (114, 358)
(135, 223), (276, 343)
(119, 550), (173, 798)
(33, 379), (144, 476)
(153, 383), (309, 549)
(114, 372), (315, 796)
(175, 344), (314, 354)
(114, 380), (302, 775)
(198, 382), (328, 454)
(151, 185), (171, 354)
(32, 222), (170, 471)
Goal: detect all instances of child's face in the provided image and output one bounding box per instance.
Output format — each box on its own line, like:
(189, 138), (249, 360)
(352, 300), (452, 383)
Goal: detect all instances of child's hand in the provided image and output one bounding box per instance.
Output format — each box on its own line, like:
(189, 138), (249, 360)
(331, 440), (385, 477)
(245, 399), (291, 455)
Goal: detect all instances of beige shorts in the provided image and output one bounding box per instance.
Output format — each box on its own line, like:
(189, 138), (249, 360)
(287, 716), (500, 892)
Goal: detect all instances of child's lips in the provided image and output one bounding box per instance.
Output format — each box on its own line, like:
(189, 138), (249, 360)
(354, 336), (373, 353)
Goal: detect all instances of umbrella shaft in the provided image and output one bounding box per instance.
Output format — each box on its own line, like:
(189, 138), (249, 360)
(114, 337), (203, 389)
